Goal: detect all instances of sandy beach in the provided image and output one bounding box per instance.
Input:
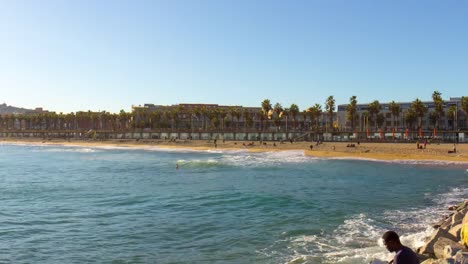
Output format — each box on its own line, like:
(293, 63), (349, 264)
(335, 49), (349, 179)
(1, 137), (467, 163)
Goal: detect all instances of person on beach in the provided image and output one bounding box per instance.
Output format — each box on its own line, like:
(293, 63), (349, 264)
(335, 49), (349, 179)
(449, 144), (457, 154)
(382, 231), (419, 264)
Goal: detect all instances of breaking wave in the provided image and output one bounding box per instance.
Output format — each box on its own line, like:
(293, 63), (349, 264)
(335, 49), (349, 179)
(259, 186), (468, 264)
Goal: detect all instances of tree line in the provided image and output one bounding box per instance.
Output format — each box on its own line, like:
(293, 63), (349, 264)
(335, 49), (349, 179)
(0, 92), (467, 132)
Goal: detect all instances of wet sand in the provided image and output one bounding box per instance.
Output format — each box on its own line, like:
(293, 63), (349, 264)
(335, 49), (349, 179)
(1, 138), (467, 163)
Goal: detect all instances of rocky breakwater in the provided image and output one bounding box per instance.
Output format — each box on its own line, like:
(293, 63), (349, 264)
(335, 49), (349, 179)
(417, 200), (468, 263)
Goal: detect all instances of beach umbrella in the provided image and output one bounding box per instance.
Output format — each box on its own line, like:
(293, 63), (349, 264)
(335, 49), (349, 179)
(433, 128), (436, 137)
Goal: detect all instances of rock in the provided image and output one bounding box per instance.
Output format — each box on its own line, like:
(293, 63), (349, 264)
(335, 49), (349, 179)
(442, 214), (456, 229)
(421, 259), (455, 264)
(449, 224), (463, 241)
(453, 212), (465, 227)
(450, 205), (459, 211)
(445, 244), (465, 259)
(434, 216), (447, 228)
(419, 228), (457, 257)
(454, 251), (468, 264)
(434, 237), (463, 259)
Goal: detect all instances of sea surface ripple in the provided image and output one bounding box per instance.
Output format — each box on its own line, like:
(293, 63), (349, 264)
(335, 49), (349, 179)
(0, 143), (467, 263)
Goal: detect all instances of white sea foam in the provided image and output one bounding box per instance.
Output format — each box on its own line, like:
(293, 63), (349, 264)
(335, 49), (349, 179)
(274, 186), (468, 263)
(219, 150), (317, 167)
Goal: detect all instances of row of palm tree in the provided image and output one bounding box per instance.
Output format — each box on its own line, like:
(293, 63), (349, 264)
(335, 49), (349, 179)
(1, 94), (467, 132)
(0, 110), (132, 131)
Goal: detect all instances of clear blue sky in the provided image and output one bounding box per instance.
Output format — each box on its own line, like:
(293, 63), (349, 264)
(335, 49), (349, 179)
(1, 0), (467, 113)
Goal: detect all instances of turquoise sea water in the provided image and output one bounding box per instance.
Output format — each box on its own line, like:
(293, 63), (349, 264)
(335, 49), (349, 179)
(0, 143), (467, 264)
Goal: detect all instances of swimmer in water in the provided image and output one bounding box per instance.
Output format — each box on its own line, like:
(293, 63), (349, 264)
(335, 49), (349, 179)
(176, 163), (179, 170)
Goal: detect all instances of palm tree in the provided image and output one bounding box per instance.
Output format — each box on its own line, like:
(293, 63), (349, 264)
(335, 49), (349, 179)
(309, 104), (322, 132)
(447, 105), (457, 131)
(201, 106), (209, 131)
(150, 110), (162, 130)
(273, 103), (283, 131)
(376, 113), (385, 129)
(461, 96), (468, 129)
(325, 96), (335, 131)
(362, 111), (369, 133)
(411, 98), (427, 129)
(368, 100), (381, 130)
(301, 110), (308, 129)
(109, 113), (118, 131)
(429, 111), (438, 128)
(16, 114), (24, 130)
(282, 108), (290, 133)
(346, 96), (357, 131)
(233, 108), (241, 130)
(65, 113), (75, 130)
(119, 110), (129, 130)
(256, 109), (265, 131)
(261, 99), (272, 131)
(193, 107), (202, 130)
(289, 104), (299, 129)
(227, 107), (236, 129)
(209, 109), (220, 129)
(242, 109), (250, 132)
(432, 91), (444, 129)
(404, 108), (417, 130)
(388, 101), (400, 130)
(218, 108), (227, 130)
(170, 108), (180, 130)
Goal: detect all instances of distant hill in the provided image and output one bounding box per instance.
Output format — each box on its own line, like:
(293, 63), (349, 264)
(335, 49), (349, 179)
(0, 103), (33, 115)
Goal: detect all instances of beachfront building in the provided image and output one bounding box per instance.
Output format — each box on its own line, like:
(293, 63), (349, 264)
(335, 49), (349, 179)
(336, 97), (467, 132)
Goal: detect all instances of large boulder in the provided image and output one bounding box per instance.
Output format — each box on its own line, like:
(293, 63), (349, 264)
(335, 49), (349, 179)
(419, 228), (457, 257)
(454, 251), (468, 264)
(453, 212), (465, 227)
(434, 237), (464, 258)
(435, 215), (455, 229)
(421, 259), (455, 264)
(449, 224), (463, 241)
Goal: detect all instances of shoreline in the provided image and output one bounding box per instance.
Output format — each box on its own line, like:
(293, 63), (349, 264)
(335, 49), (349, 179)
(2, 137), (467, 163)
